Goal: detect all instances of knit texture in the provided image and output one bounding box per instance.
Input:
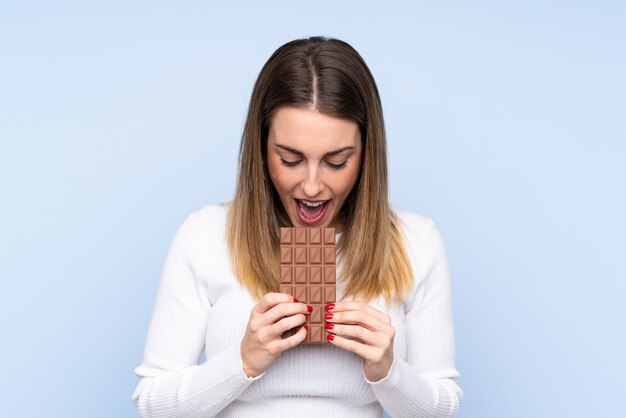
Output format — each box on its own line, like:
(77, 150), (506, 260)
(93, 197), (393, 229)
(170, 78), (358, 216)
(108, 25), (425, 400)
(132, 203), (463, 417)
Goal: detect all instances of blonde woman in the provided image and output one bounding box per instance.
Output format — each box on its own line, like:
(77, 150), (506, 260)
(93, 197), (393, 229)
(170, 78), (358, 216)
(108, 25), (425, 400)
(132, 37), (462, 417)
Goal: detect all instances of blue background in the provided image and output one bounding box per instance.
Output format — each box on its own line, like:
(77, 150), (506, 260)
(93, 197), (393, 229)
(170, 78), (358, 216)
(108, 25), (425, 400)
(1, 1), (624, 417)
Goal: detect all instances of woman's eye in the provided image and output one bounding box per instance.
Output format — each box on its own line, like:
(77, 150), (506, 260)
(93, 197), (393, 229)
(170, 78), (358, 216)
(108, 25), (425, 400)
(279, 157), (301, 167)
(326, 161), (348, 170)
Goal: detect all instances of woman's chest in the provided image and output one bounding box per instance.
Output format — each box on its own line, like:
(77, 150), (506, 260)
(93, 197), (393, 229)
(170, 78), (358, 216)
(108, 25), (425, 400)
(202, 275), (409, 371)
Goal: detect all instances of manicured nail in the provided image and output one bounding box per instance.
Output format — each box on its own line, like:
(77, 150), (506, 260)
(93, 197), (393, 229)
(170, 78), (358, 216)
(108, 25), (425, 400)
(307, 305), (313, 313)
(327, 334), (335, 342)
(324, 323), (334, 330)
(304, 325), (308, 331)
(293, 298), (299, 303)
(325, 303), (335, 311)
(324, 313), (333, 320)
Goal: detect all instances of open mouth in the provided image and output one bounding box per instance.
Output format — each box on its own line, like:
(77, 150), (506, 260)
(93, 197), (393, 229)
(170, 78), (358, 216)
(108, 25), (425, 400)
(295, 199), (330, 225)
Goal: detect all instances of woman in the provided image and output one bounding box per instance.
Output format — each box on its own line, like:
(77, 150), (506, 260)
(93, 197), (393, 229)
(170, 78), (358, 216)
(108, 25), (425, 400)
(132, 36), (462, 417)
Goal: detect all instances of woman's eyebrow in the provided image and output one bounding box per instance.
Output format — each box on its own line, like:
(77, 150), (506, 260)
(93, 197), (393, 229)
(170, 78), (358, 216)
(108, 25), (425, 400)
(275, 143), (355, 157)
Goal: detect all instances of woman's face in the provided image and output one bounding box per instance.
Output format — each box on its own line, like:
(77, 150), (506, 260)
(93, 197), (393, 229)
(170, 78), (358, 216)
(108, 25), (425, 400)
(266, 106), (362, 231)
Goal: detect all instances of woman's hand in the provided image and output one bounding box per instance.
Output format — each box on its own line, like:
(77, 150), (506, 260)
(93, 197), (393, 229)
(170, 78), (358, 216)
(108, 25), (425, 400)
(324, 301), (395, 382)
(240, 292), (310, 378)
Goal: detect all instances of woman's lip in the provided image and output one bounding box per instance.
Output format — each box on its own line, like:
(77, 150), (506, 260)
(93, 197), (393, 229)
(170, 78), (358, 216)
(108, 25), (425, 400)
(294, 199), (330, 225)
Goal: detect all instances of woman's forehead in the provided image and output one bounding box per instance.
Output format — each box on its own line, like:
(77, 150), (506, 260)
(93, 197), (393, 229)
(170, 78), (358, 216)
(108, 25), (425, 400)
(269, 107), (361, 153)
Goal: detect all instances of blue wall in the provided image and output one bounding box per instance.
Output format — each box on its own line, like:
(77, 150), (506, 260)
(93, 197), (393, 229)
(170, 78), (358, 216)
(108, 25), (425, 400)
(1, 1), (624, 417)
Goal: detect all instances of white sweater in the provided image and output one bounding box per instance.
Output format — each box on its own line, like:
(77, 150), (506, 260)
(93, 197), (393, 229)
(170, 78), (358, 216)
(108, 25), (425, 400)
(132, 203), (462, 417)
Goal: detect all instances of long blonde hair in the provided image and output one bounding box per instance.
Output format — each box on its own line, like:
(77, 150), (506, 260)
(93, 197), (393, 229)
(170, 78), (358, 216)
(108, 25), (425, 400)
(227, 37), (413, 303)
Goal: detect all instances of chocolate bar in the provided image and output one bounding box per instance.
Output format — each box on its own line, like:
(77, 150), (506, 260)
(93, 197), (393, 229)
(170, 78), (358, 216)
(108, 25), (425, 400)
(279, 227), (336, 344)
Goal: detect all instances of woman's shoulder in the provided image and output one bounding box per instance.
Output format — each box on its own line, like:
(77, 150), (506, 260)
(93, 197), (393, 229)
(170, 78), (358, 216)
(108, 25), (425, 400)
(189, 202), (229, 226)
(392, 208), (448, 288)
(393, 208), (438, 244)
(172, 202), (230, 247)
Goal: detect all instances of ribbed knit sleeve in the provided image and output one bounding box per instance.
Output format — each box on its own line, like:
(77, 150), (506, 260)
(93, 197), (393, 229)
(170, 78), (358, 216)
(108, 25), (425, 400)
(131, 214), (261, 418)
(366, 217), (463, 417)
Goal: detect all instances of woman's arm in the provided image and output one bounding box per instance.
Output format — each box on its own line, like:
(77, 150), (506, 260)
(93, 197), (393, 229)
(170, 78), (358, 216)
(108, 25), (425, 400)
(322, 216), (462, 416)
(367, 218), (463, 417)
(131, 212), (311, 417)
(131, 214), (259, 418)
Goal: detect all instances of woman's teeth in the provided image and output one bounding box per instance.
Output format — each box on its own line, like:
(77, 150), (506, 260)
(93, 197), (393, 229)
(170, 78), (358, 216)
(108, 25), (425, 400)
(300, 199), (325, 207)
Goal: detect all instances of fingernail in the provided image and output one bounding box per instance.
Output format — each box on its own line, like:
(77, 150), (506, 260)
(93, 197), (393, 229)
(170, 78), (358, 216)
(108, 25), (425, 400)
(327, 334), (334, 342)
(324, 313), (333, 320)
(325, 303), (335, 311)
(304, 325), (308, 331)
(293, 298), (299, 303)
(324, 323), (334, 330)
(307, 305), (313, 313)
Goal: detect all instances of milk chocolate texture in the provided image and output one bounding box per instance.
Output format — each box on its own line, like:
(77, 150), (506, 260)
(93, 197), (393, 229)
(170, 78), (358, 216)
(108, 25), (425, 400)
(279, 227), (336, 344)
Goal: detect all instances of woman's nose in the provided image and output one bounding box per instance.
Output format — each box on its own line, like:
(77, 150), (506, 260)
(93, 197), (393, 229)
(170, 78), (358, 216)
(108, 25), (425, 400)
(301, 167), (324, 197)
